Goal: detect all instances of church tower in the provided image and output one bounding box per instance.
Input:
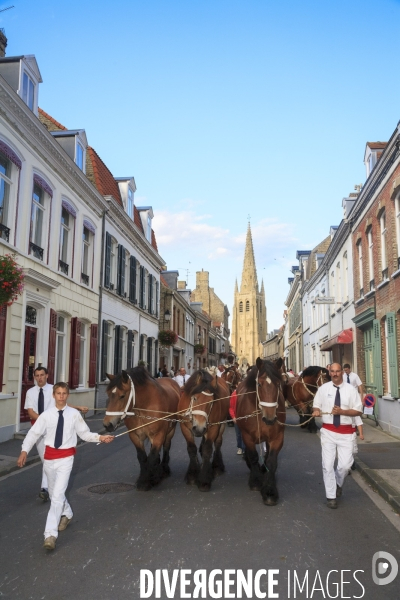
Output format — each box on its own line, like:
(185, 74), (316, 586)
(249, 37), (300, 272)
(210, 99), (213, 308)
(231, 224), (267, 367)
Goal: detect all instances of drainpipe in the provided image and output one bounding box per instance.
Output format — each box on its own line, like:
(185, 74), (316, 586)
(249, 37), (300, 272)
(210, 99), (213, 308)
(94, 208), (107, 411)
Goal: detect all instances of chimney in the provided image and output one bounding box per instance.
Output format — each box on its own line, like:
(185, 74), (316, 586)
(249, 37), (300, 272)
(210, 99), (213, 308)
(0, 29), (7, 58)
(177, 280), (186, 290)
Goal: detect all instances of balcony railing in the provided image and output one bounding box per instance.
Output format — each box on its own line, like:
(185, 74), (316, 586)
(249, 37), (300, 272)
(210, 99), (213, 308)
(59, 260), (69, 275)
(81, 272), (89, 285)
(369, 279), (375, 291)
(29, 242), (44, 261)
(382, 267), (389, 281)
(359, 287), (364, 298)
(0, 223), (10, 242)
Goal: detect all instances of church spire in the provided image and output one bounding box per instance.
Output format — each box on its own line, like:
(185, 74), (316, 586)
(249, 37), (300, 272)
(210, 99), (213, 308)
(234, 278), (238, 294)
(240, 223), (258, 293)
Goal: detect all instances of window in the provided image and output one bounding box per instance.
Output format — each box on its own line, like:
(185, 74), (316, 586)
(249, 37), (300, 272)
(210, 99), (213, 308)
(357, 241), (363, 296)
(116, 245), (126, 296)
(147, 215), (152, 242)
(239, 301), (243, 312)
(127, 188), (134, 219)
(343, 252), (348, 300)
(396, 196), (400, 268)
(30, 184), (45, 259)
(110, 238), (117, 288)
(79, 323), (87, 386)
(76, 142), (84, 170)
(246, 300), (250, 312)
(59, 208), (73, 275)
(336, 262), (341, 302)
(81, 226), (91, 285)
(380, 211), (388, 280)
(0, 152), (11, 241)
(368, 229), (374, 289)
(22, 72), (34, 110)
(101, 320), (114, 380)
(148, 274), (153, 314)
(55, 315), (66, 382)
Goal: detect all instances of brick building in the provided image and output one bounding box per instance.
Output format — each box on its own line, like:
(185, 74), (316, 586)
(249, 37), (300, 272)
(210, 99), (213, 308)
(351, 129), (400, 437)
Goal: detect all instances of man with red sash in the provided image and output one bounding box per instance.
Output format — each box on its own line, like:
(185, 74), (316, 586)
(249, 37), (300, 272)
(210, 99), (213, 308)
(312, 363), (362, 509)
(17, 382), (114, 550)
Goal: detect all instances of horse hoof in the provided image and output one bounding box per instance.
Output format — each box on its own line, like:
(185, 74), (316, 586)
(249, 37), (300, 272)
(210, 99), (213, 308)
(213, 468), (224, 477)
(136, 482), (152, 491)
(198, 484), (211, 492)
(250, 485), (262, 492)
(263, 497), (278, 506)
(185, 477), (197, 486)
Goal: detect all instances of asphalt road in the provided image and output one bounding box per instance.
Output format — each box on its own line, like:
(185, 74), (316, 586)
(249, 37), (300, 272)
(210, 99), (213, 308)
(1, 415), (399, 600)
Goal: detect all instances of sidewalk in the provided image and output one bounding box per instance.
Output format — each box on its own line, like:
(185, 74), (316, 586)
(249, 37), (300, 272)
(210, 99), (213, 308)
(354, 417), (400, 514)
(0, 414), (106, 478)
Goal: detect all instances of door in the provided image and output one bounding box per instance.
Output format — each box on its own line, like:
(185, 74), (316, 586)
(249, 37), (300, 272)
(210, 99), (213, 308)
(20, 326), (37, 422)
(363, 326), (375, 394)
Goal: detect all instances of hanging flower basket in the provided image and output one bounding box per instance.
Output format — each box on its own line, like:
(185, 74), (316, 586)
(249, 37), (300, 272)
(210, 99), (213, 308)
(194, 343), (206, 355)
(158, 329), (178, 347)
(0, 254), (24, 308)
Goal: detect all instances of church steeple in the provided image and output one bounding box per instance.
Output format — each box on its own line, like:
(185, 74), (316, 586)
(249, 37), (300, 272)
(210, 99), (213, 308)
(240, 223), (258, 293)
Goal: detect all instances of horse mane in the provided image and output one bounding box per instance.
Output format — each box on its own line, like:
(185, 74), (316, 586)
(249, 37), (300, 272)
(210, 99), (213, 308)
(106, 366), (153, 392)
(243, 360), (281, 391)
(184, 369), (219, 397)
(302, 366), (324, 378)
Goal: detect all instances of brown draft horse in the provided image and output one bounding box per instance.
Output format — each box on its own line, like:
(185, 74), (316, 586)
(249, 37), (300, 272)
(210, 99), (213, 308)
(236, 357), (286, 506)
(179, 370), (230, 492)
(221, 366), (242, 392)
(103, 367), (180, 490)
(283, 366), (330, 433)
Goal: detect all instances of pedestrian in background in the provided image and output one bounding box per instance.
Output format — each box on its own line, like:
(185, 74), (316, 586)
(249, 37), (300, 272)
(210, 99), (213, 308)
(343, 364), (363, 398)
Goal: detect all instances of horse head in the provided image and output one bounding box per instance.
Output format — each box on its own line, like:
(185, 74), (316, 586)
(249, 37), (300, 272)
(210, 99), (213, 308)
(103, 370), (134, 432)
(255, 357), (283, 426)
(183, 369), (218, 437)
(222, 366), (240, 390)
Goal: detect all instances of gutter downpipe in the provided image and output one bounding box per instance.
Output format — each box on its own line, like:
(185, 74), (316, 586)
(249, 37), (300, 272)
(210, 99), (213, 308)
(94, 208), (108, 411)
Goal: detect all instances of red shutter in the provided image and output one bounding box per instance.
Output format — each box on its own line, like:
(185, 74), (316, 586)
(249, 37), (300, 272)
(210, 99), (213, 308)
(47, 309), (57, 384)
(89, 324), (98, 387)
(69, 317), (81, 389)
(0, 305), (7, 390)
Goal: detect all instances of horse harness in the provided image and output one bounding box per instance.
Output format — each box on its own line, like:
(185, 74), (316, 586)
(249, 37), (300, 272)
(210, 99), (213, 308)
(256, 371), (281, 410)
(290, 370), (325, 416)
(185, 389), (215, 424)
(105, 374), (136, 419)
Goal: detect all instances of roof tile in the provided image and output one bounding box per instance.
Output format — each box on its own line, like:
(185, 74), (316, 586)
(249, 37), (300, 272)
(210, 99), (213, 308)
(38, 108), (67, 131)
(86, 147), (123, 207)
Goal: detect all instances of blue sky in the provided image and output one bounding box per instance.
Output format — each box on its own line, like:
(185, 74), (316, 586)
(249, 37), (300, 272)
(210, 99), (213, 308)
(3, 0), (400, 329)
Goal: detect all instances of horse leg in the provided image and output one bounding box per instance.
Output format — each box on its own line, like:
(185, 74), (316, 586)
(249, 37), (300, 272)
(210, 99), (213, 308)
(147, 429), (167, 487)
(307, 416), (318, 433)
(241, 432), (263, 491)
(197, 437), (214, 492)
(132, 438), (151, 491)
(180, 424), (199, 485)
(161, 424), (176, 477)
(212, 424), (226, 476)
(261, 435), (283, 505)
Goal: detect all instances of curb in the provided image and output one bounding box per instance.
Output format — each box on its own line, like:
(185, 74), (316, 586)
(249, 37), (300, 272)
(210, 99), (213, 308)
(355, 457), (400, 514)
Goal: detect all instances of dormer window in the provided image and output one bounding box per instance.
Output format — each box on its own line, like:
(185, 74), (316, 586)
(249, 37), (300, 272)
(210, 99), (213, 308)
(128, 188), (134, 219)
(147, 215), (152, 241)
(22, 72), (34, 110)
(76, 142), (84, 170)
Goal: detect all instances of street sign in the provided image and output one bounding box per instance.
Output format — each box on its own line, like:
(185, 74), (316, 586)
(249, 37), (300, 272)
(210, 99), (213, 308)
(363, 393), (376, 407)
(314, 297), (336, 304)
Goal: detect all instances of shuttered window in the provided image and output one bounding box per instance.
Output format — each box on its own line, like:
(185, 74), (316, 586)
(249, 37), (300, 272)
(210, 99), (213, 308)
(155, 281), (159, 317)
(372, 319), (383, 396)
(101, 320), (108, 381)
(47, 309), (57, 384)
(117, 244), (125, 296)
(139, 266), (145, 308)
(129, 256), (137, 303)
(148, 274), (153, 314)
(69, 317), (81, 389)
(0, 305), (7, 390)
(89, 324), (98, 387)
(104, 232), (111, 288)
(139, 334), (145, 361)
(386, 313), (399, 398)
(147, 337), (153, 374)
(127, 330), (134, 369)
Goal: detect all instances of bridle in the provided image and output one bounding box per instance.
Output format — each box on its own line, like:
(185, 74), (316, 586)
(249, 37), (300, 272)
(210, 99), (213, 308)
(256, 371), (280, 409)
(185, 389), (215, 424)
(105, 374), (136, 420)
(290, 370), (325, 414)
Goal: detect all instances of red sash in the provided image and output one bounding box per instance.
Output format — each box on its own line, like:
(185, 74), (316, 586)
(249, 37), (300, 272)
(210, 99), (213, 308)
(44, 446), (76, 460)
(322, 424), (354, 435)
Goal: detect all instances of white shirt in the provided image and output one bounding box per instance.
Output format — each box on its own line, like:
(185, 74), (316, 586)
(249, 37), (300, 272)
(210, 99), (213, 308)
(174, 374), (190, 387)
(345, 372), (362, 388)
(22, 405), (99, 453)
(24, 383), (54, 413)
(313, 380), (363, 426)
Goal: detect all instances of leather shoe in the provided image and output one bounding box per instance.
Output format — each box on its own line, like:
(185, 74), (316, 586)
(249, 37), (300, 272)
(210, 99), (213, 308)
(39, 488), (49, 502)
(336, 485), (342, 498)
(326, 498), (337, 509)
(58, 516), (72, 531)
(43, 536), (56, 550)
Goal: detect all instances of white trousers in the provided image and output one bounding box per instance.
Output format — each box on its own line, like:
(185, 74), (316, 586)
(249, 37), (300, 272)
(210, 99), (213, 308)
(35, 434), (48, 489)
(320, 428), (354, 500)
(43, 456), (74, 539)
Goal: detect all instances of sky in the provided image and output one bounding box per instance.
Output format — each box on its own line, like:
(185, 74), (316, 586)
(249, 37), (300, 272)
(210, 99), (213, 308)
(3, 0), (400, 330)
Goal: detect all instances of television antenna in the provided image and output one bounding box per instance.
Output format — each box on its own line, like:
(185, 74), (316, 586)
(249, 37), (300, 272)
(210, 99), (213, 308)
(0, 6), (15, 13)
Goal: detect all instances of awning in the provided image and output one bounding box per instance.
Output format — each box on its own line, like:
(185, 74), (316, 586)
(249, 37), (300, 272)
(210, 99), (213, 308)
(320, 328), (353, 351)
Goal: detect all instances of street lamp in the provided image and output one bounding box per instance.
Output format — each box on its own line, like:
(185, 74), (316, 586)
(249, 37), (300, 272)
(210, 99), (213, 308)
(164, 309), (171, 323)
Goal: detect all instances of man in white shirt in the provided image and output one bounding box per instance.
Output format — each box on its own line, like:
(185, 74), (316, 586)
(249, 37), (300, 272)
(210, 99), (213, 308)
(17, 382), (114, 551)
(174, 367), (190, 388)
(312, 363), (362, 509)
(24, 367), (89, 501)
(343, 364), (363, 397)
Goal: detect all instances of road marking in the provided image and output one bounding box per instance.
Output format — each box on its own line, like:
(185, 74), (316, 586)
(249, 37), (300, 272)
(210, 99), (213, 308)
(352, 470), (400, 534)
